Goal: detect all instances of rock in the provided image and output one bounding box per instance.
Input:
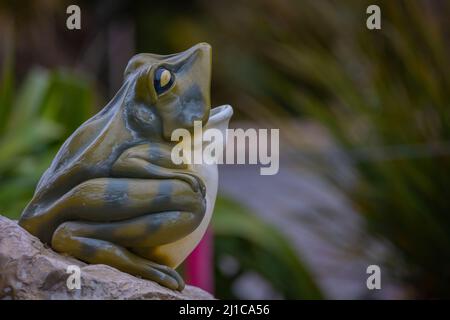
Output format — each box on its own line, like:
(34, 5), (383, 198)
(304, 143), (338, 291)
(0, 216), (214, 300)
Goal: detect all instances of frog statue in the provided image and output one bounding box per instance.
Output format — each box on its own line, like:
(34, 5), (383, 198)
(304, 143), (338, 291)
(18, 43), (233, 291)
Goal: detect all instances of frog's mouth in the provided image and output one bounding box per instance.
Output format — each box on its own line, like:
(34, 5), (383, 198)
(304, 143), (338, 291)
(206, 104), (233, 129)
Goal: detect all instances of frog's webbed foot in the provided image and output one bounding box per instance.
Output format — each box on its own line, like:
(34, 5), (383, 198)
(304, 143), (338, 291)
(51, 219), (186, 291)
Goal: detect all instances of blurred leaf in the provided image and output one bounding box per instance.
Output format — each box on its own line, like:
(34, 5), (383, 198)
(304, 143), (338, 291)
(213, 196), (323, 299)
(0, 65), (95, 219)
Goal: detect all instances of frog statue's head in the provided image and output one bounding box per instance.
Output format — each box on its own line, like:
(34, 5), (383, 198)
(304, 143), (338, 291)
(19, 43), (233, 290)
(124, 42), (212, 140)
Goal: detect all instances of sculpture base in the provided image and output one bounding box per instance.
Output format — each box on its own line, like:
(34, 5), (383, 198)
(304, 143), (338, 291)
(0, 216), (214, 300)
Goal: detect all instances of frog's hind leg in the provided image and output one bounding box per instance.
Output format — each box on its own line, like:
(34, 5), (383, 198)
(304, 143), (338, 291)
(51, 216), (192, 291)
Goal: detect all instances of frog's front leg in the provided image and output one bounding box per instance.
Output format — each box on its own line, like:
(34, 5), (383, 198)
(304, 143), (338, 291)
(111, 143), (206, 196)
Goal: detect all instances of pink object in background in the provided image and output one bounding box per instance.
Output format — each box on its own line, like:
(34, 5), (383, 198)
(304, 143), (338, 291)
(185, 228), (214, 294)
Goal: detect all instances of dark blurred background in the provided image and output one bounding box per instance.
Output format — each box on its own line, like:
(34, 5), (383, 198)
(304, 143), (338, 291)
(1, 0), (449, 299)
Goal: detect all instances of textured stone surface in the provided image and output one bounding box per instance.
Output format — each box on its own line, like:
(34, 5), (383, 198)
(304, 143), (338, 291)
(0, 216), (214, 300)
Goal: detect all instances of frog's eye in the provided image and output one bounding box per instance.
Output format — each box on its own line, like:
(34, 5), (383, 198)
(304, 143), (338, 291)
(153, 67), (174, 95)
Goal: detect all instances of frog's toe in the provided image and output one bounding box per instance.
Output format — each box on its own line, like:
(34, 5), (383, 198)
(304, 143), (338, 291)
(143, 261), (185, 291)
(143, 267), (179, 290)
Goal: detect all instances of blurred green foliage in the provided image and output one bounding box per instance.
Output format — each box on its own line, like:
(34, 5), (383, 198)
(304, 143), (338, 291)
(0, 63), (96, 218)
(175, 0), (449, 298)
(213, 197), (322, 299)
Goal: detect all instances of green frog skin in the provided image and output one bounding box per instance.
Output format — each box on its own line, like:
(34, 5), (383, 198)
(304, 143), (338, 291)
(18, 43), (233, 291)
